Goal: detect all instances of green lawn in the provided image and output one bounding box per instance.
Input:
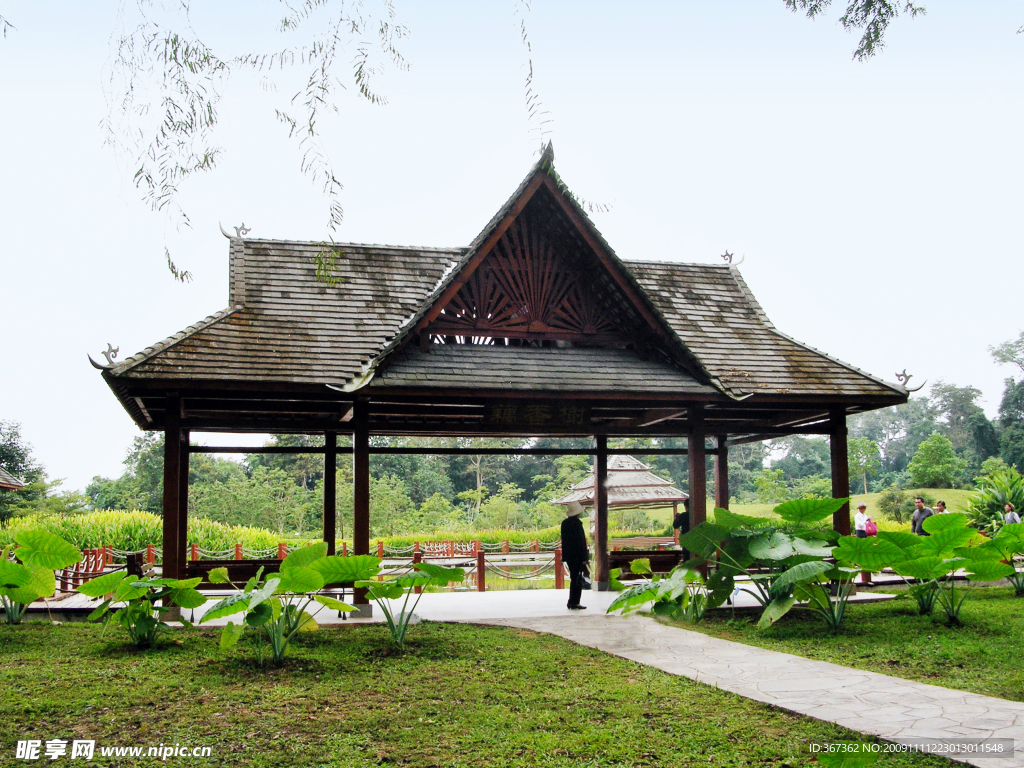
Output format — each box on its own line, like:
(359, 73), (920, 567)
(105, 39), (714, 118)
(674, 586), (1024, 703)
(0, 621), (955, 767)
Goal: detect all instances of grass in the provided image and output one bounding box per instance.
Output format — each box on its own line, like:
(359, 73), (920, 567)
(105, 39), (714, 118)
(674, 585), (1024, 703)
(0, 621), (955, 768)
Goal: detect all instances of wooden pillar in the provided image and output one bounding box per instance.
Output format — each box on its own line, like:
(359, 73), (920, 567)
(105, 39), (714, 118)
(594, 435), (610, 591)
(324, 431), (337, 555)
(715, 435), (729, 510)
(476, 550), (486, 592)
(177, 428), (189, 573)
(161, 394), (183, 581)
(830, 406), (851, 536)
(353, 402), (370, 556)
(687, 404), (707, 528)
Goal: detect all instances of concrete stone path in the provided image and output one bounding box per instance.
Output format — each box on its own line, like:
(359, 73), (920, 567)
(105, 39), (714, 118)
(479, 612), (1024, 768)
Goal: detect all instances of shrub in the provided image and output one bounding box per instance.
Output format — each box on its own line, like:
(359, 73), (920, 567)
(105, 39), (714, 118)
(968, 467), (1024, 535)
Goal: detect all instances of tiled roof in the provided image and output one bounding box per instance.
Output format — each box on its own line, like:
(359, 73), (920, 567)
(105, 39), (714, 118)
(0, 467), (24, 489)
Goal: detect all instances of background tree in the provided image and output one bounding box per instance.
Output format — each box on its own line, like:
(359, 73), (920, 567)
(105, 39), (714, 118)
(908, 433), (966, 488)
(0, 420), (45, 523)
(847, 437), (881, 494)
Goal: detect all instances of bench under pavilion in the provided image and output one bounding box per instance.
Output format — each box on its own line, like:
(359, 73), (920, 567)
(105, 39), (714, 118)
(94, 145), (908, 599)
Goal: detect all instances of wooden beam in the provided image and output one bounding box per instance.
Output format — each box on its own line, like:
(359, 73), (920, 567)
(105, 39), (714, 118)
(715, 435), (729, 510)
(161, 395), (183, 582)
(687, 404), (707, 529)
(830, 407), (851, 537)
(635, 408), (687, 428)
(594, 435), (609, 591)
(324, 431), (337, 555)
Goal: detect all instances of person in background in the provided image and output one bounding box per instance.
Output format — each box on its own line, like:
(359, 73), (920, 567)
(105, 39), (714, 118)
(911, 496), (933, 536)
(854, 503), (869, 538)
(935, 500), (948, 514)
(1004, 502), (1021, 526)
(561, 501), (590, 610)
(673, 498), (691, 561)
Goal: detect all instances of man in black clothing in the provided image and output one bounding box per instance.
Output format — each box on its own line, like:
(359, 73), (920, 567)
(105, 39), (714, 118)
(560, 502), (590, 610)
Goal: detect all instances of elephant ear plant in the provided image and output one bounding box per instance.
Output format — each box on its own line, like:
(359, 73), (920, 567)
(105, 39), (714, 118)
(200, 543), (381, 666)
(606, 559), (710, 623)
(78, 568), (207, 648)
(356, 561), (464, 650)
(0, 530), (82, 625)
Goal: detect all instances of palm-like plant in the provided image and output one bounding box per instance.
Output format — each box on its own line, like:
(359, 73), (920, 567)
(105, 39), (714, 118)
(968, 468), (1024, 535)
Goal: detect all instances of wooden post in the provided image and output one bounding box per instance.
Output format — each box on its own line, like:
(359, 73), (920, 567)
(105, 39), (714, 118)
(277, 542), (287, 560)
(477, 550), (486, 592)
(378, 541), (385, 558)
(146, 544), (155, 565)
(352, 401), (370, 607)
(830, 406), (851, 537)
(161, 394), (183, 580)
(190, 543), (198, 561)
(554, 547), (564, 589)
(687, 404), (707, 529)
(341, 541), (347, 557)
(413, 550), (423, 594)
(177, 428), (190, 578)
(594, 435), (610, 591)
(502, 539), (509, 554)
(234, 543), (243, 560)
(324, 431), (337, 555)
(715, 435), (729, 510)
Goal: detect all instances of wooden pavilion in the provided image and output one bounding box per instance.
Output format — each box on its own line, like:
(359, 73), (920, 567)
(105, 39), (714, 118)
(0, 467), (24, 491)
(552, 454), (688, 521)
(95, 145), (908, 597)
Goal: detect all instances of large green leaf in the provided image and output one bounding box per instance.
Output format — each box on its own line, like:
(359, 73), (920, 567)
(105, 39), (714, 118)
(280, 542), (329, 572)
(876, 531), (921, 558)
(629, 559), (653, 576)
(892, 556), (959, 581)
(655, 567), (699, 602)
(0, 556), (32, 594)
(219, 621), (245, 652)
(313, 595), (355, 612)
(921, 512), (970, 534)
(359, 581), (404, 601)
(274, 567), (325, 594)
(679, 523), (730, 559)
(411, 562), (465, 586)
(244, 602), (273, 627)
(312, 555), (381, 584)
(770, 561), (832, 595)
(207, 567), (231, 584)
(716, 538), (755, 576)
(200, 592), (253, 623)
(7, 565), (56, 604)
(712, 508), (772, 529)
(78, 571), (129, 598)
(976, 537), (1016, 562)
(607, 582), (660, 614)
(170, 588), (207, 610)
(757, 595), (796, 629)
(773, 498), (848, 526)
(915, 526), (977, 558)
(706, 569), (735, 607)
(832, 536), (906, 571)
(964, 560), (1015, 582)
(14, 530), (82, 570)
(791, 538), (835, 558)
(748, 532), (794, 562)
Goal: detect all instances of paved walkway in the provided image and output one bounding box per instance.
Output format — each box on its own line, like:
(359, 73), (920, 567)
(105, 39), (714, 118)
(478, 611), (1024, 768)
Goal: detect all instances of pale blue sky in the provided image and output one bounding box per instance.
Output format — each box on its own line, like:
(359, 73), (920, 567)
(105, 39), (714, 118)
(1, 1), (1022, 490)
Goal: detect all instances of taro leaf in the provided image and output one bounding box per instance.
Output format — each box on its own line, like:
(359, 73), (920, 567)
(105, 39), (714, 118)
(607, 582), (660, 614)
(769, 561), (832, 596)
(200, 592), (253, 623)
(608, 567), (626, 592)
(748, 532), (794, 562)
(757, 595), (796, 629)
(993, 524), (1024, 555)
(892, 556), (960, 581)
(655, 568), (696, 602)
(358, 580), (404, 601)
(10, 565), (56, 604)
(915, 526), (977, 558)
(244, 602), (273, 627)
(706, 569), (735, 607)
(220, 621), (245, 652)
(815, 744), (880, 767)
(629, 558), (653, 576)
(14, 530), (82, 570)
(313, 555), (381, 584)
(773, 498), (848, 526)
(208, 567), (231, 584)
(247, 578), (281, 612)
(86, 599), (112, 621)
(832, 536), (905, 571)
(877, 531), (920, 558)
(313, 595), (355, 612)
(921, 512), (970, 534)
(170, 588), (207, 610)
(791, 537), (835, 558)
(964, 559), (1015, 582)
(717, 538), (755, 576)
(713, 508), (771, 529)
(679, 523), (730, 560)
(412, 562), (465, 586)
(977, 538), (1016, 562)
(0, 556), (32, 594)
(172, 577), (202, 590)
(274, 566), (325, 594)
(651, 601), (680, 618)
(243, 576), (257, 594)
(118, 580), (152, 601)
(296, 610), (319, 632)
(281, 542), (329, 572)
(78, 571), (129, 598)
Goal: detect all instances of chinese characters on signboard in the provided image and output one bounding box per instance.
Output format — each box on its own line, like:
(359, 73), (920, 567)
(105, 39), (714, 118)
(485, 401), (590, 428)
